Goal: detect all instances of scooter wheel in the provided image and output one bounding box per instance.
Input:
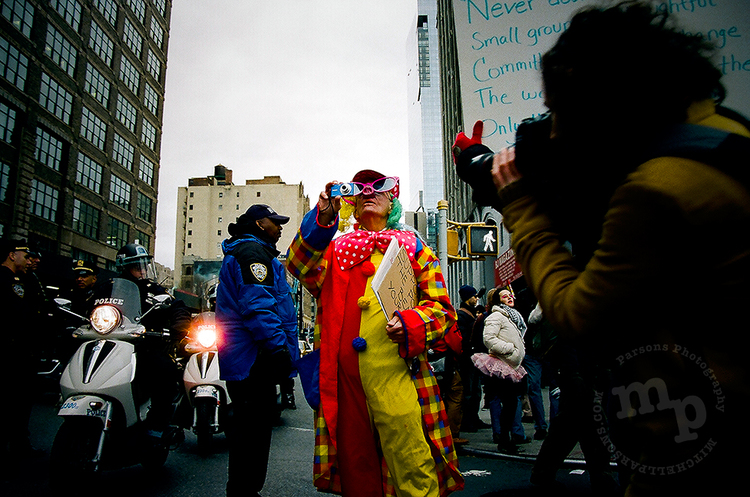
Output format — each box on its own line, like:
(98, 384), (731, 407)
(195, 399), (216, 455)
(50, 418), (102, 488)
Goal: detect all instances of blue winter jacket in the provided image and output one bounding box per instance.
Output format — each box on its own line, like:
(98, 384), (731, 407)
(216, 234), (298, 381)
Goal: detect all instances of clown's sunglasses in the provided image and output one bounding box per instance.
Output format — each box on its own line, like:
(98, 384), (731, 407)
(334, 176), (399, 196)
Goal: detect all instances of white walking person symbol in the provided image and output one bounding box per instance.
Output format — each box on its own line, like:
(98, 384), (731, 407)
(483, 230), (495, 252)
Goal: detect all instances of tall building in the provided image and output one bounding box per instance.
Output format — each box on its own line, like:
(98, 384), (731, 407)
(434, 0), (501, 299)
(0, 0), (171, 285)
(173, 165), (310, 310)
(407, 0), (444, 250)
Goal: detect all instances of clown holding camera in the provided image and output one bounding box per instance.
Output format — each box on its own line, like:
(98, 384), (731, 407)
(286, 169), (463, 497)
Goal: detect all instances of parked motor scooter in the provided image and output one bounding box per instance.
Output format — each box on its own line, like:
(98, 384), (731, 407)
(179, 311), (231, 454)
(49, 278), (182, 484)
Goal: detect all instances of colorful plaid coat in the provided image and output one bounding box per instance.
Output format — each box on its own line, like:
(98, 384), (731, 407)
(286, 208), (464, 496)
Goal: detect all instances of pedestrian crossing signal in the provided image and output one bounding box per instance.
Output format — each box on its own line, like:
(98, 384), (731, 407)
(467, 225), (499, 256)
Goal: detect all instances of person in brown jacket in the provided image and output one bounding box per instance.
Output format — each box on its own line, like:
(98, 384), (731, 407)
(454, 2), (750, 495)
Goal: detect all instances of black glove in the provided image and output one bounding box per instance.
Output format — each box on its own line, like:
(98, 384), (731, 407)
(452, 120), (499, 208)
(265, 346), (293, 384)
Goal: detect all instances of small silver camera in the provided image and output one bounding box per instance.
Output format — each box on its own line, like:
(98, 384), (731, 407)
(330, 183), (355, 197)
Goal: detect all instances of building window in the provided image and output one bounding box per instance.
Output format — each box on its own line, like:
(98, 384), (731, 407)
(89, 21), (114, 66)
(256, 192), (260, 197)
(112, 133), (134, 170)
(136, 191), (152, 221)
(0, 160), (10, 202)
(126, 0), (146, 23)
(35, 128), (64, 171)
(187, 243), (191, 249)
(187, 229), (192, 236)
(235, 205), (239, 210)
(217, 230), (221, 236)
(189, 191), (193, 197)
(146, 49), (161, 81)
(218, 217), (222, 223)
(45, 23), (77, 77)
(135, 230), (149, 249)
(29, 179), (58, 221)
(80, 106), (107, 150)
(107, 216), (128, 247)
(218, 204), (223, 210)
(149, 19), (163, 48)
(51, 0), (82, 32)
(139, 155), (154, 185)
(141, 118), (156, 150)
(84, 63), (110, 107)
(188, 204), (192, 210)
(119, 55), (140, 95)
(417, 22), (431, 88)
(153, 0), (166, 17)
(143, 82), (158, 116)
(116, 94), (137, 133)
(39, 72), (73, 124)
(1, 0), (35, 38)
(109, 174), (131, 209)
(122, 17), (142, 58)
(72, 198), (100, 239)
(0, 101), (15, 143)
(92, 0), (117, 27)
(76, 153), (103, 193)
(188, 217), (192, 223)
(0, 35), (28, 90)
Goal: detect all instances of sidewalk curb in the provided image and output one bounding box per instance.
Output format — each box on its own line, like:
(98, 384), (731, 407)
(458, 446), (590, 467)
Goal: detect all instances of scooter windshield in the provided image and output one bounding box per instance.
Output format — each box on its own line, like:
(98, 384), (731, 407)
(92, 278), (142, 322)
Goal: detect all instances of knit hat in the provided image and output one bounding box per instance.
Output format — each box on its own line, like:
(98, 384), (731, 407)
(459, 285), (478, 302)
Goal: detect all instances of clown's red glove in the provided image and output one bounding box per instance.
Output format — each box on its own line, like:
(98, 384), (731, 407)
(452, 121), (499, 208)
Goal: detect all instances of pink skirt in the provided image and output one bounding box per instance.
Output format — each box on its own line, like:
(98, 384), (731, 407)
(471, 353), (527, 383)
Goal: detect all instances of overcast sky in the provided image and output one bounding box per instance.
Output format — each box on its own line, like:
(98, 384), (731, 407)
(155, 1), (417, 267)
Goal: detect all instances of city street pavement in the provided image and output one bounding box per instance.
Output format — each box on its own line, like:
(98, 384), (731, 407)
(3, 381), (604, 496)
(458, 396), (586, 465)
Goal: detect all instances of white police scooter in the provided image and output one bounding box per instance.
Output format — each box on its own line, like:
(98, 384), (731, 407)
(180, 311), (231, 454)
(49, 278), (180, 484)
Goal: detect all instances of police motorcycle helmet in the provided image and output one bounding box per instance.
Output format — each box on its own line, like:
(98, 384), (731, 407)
(116, 243), (157, 281)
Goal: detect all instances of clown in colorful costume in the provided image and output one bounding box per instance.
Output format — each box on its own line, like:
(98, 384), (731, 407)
(286, 170), (463, 496)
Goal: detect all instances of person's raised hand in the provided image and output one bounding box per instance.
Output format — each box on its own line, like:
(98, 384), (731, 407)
(491, 146), (522, 190)
(317, 182), (342, 227)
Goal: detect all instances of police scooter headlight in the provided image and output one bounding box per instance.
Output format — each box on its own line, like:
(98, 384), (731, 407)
(196, 324), (217, 349)
(90, 305), (121, 334)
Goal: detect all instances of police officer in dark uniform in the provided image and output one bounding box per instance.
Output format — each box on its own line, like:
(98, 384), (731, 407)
(0, 238), (39, 469)
(56, 260), (101, 364)
(68, 259), (98, 317)
(115, 243), (191, 443)
(216, 205), (298, 496)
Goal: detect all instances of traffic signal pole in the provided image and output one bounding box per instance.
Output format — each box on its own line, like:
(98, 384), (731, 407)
(437, 200), (449, 269)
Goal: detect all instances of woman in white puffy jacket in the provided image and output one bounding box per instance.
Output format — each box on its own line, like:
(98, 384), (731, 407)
(473, 288), (528, 454)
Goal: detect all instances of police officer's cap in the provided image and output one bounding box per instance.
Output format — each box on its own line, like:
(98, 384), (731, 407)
(73, 259), (98, 276)
(0, 237), (29, 257)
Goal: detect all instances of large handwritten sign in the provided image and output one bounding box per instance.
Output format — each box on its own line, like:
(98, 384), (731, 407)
(452, 0), (750, 151)
(371, 237), (418, 319)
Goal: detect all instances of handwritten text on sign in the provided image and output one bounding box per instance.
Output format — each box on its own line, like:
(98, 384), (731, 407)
(452, 0), (750, 151)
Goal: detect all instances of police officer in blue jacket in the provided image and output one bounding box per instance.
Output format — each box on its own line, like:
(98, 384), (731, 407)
(216, 204), (298, 497)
